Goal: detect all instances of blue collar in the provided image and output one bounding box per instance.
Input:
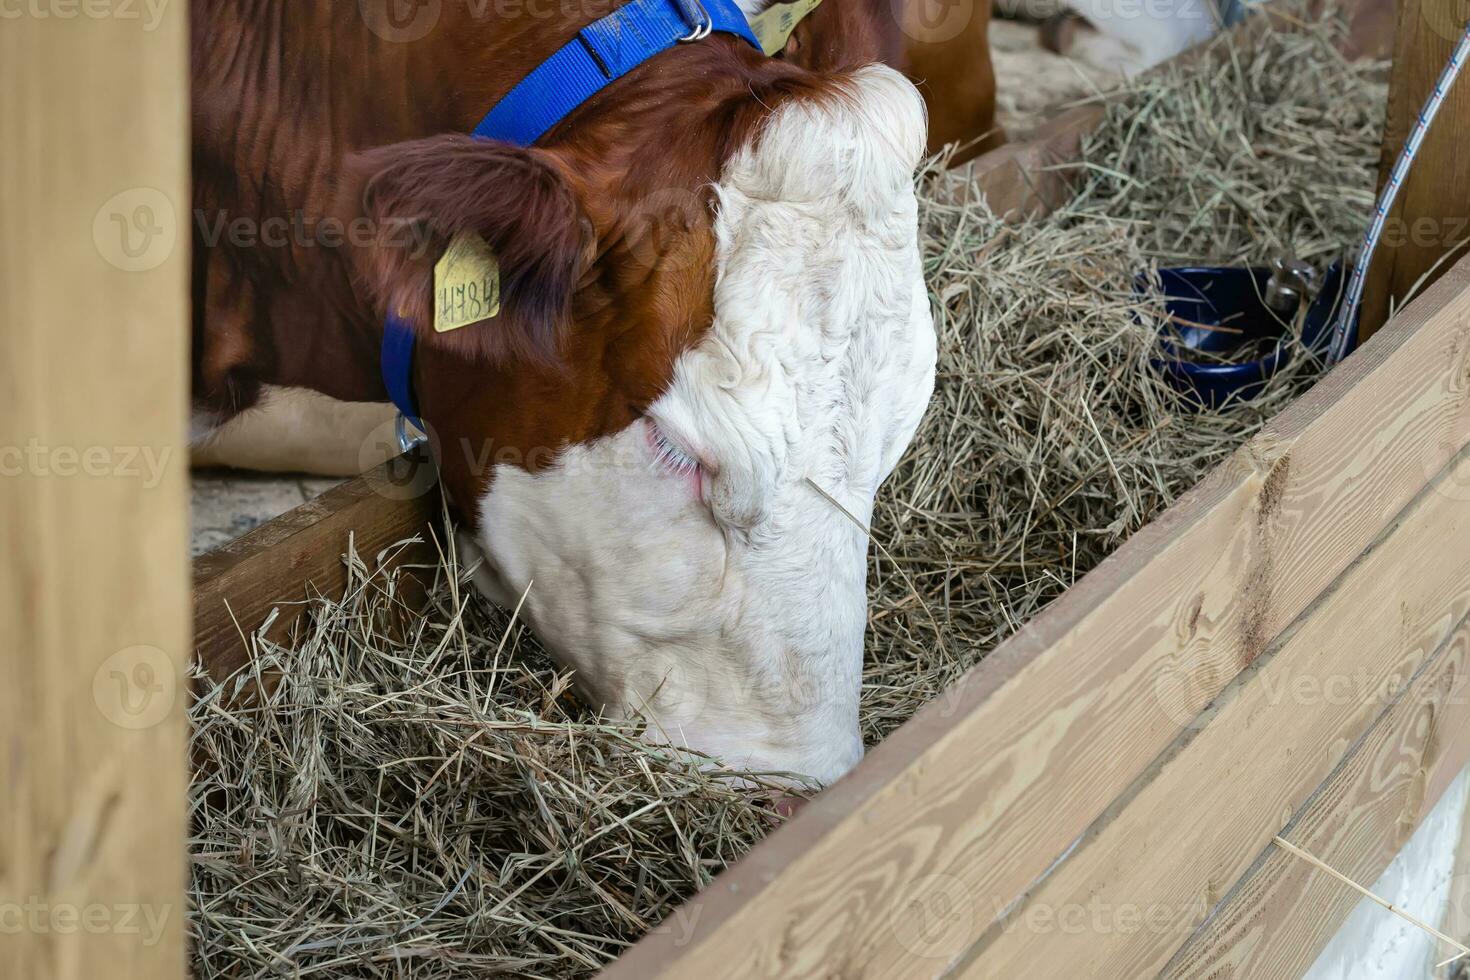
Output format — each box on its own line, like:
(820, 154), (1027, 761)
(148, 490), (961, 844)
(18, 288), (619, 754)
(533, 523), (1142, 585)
(383, 0), (760, 432)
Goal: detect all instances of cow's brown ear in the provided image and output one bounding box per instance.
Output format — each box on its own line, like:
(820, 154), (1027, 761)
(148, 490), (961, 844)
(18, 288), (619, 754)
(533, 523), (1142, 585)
(343, 134), (588, 364)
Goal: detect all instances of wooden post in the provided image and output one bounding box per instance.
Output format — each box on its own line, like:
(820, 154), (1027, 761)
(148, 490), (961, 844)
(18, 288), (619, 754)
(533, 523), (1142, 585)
(0, 7), (190, 980)
(1359, 0), (1470, 342)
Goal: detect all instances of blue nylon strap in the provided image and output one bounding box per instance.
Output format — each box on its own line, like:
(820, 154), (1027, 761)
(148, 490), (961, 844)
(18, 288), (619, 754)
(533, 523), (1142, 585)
(475, 0), (759, 145)
(382, 311), (423, 432)
(382, 0), (760, 427)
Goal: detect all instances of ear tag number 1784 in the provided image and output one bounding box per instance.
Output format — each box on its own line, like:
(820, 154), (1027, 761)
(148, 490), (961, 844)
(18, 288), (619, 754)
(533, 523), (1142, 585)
(434, 230), (501, 333)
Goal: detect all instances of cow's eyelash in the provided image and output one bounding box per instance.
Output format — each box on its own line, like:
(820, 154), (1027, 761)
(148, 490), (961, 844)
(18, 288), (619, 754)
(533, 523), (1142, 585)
(649, 424), (700, 477)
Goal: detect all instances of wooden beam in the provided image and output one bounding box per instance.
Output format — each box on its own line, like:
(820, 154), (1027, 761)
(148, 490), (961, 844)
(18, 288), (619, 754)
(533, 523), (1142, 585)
(938, 103), (1104, 220)
(947, 445), (1470, 977)
(1161, 611), (1470, 979)
(192, 452), (440, 684)
(0, 9), (190, 980)
(600, 252), (1470, 979)
(1359, 0), (1470, 342)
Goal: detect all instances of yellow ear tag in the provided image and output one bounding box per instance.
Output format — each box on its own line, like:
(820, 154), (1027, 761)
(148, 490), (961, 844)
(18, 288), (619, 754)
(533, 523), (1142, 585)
(747, 0), (824, 56)
(433, 231), (501, 333)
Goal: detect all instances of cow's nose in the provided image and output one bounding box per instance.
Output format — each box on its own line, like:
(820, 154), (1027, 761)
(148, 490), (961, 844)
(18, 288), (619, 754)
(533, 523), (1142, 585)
(767, 792), (810, 822)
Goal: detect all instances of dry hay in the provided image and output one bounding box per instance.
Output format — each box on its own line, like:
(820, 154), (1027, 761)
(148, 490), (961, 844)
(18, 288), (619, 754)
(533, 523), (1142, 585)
(190, 10), (1388, 978)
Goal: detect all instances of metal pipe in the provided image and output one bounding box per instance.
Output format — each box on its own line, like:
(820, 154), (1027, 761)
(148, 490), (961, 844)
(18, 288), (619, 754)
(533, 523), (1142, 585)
(1326, 19), (1470, 364)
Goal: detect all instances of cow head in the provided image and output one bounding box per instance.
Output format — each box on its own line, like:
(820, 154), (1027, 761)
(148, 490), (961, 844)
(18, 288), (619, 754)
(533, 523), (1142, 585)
(347, 53), (935, 787)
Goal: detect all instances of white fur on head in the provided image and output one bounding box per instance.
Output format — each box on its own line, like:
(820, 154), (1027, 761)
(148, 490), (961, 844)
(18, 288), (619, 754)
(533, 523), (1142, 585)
(724, 63), (929, 226)
(468, 65), (937, 786)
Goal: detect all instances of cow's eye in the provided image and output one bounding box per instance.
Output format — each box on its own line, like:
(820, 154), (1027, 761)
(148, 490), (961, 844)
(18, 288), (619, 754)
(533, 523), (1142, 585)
(645, 419), (701, 479)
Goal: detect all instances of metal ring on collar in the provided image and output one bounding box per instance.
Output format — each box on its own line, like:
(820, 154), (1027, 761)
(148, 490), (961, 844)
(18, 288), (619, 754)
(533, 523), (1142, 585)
(674, 0), (713, 41)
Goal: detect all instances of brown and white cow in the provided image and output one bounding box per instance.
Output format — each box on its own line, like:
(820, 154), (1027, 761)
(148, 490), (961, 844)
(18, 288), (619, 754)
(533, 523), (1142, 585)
(191, 0), (949, 785)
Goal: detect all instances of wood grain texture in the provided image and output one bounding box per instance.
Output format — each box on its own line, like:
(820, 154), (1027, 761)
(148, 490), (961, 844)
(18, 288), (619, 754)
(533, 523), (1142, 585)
(0, 10), (190, 980)
(600, 258), (1470, 980)
(192, 452), (440, 684)
(949, 447), (1470, 978)
(1158, 608), (1470, 980)
(1360, 0), (1470, 341)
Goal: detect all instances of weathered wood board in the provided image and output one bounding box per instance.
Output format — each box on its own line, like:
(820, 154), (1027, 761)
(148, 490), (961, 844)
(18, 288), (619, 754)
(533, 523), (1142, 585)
(193, 451), (440, 684)
(2, 9), (191, 980)
(1162, 607), (1470, 978)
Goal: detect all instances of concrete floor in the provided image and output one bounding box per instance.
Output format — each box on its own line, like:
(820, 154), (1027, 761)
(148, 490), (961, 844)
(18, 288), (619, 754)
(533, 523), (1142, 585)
(191, 469), (343, 557)
(187, 17), (1145, 558)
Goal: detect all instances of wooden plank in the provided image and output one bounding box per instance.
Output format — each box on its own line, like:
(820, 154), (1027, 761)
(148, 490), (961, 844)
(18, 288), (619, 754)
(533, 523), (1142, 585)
(939, 103), (1104, 219)
(192, 451), (440, 684)
(947, 446), (1470, 978)
(1359, 0), (1470, 341)
(600, 254), (1470, 979)
(0, 9), (190, 980)
(1159, 606), (1470, 980)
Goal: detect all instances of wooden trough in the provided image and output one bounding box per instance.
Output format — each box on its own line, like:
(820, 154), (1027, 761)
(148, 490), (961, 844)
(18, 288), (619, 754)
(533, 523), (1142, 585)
(96, 1), (1470, 976)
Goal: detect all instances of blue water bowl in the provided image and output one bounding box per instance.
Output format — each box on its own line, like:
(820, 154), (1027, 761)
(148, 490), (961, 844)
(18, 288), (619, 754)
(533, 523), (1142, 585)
(1145, 261), (1352, 408)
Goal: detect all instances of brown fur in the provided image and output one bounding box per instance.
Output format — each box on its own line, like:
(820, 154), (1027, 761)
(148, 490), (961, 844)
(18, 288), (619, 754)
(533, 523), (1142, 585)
(190, 0), (1000, 524)
(344, 135), (588, 366)
(781, 0), (1005, 162)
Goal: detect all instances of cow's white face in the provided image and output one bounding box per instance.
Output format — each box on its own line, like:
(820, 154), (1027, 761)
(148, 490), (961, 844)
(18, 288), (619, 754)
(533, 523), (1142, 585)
(464, 65), (935, 786)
